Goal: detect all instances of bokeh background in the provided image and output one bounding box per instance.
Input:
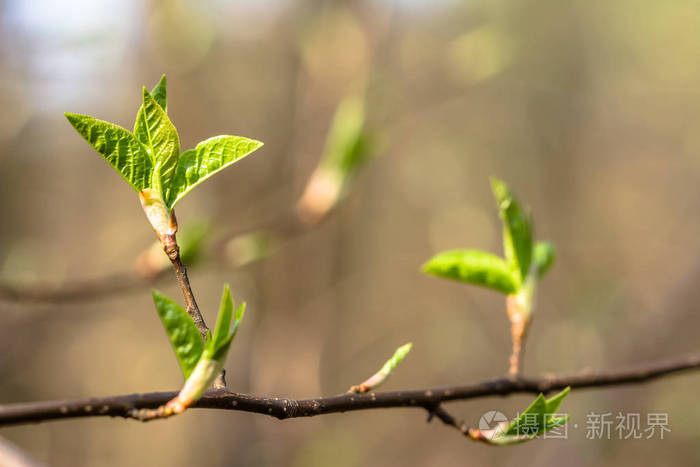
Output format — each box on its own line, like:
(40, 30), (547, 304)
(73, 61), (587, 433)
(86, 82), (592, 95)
(2, 0), (700, 465)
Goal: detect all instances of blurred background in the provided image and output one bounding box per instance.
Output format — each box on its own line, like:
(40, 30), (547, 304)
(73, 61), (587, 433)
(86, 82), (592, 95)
(2, 0), (700, 465)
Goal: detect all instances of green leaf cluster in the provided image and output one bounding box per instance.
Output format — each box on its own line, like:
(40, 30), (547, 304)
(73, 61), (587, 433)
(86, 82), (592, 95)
(66, 75), (263, 210)
(152, 284), (244, 380)
(490, 387), (570, 445)
(422, 177), (555, 295)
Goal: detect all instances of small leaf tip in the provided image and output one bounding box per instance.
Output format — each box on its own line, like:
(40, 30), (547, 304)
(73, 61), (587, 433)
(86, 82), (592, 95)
(489, 176), (509, 200)
(221, 284), (232, 304)
(235, 302), (246, 321)
(64, 112), (80, 124)
(420, 256), (439, 275)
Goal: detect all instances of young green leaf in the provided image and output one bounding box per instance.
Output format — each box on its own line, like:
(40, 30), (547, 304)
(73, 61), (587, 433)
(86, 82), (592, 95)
(422, 249), (518, 294)
(503, 387), (571, 437)
(204, 284), (246, 362)
(64, 113), (153, 191)
(532, 241), (555, 278)
(151, 290), (204, 379)
(150, 74), (168, 112)
(164, 284), (246, 414)
(381, 342), (412, 374)
(134, 88), (180, 195)
(544, 385), (569, 415)
(504, 393), (547, 437)
(209, 303), (245, 363)
(471, 387), (570, 445)
(349, 342), (413, 393)
(210, 284), (234, 351)
(166, 135), (264, 209)
(490, 177), (533, 283)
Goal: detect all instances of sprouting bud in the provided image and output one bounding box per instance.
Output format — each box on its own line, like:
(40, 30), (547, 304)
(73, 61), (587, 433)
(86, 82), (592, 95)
(139, 188), (178, 259)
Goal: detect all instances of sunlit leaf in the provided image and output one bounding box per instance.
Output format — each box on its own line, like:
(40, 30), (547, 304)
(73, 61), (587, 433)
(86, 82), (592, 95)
(422, 249), (518, 294)
(151, 290), (204, 379)
(490, 177), (533, 283)
(134, 88), (180, 196)
(167, 135), (263, 209)
(150, 74), (168, 112)
(68, 77), (264, 211)
(65, 113), (152, 191)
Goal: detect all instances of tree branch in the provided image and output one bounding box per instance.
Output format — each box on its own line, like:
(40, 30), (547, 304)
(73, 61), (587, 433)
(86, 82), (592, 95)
(1, 352), (698, 427)
(0, 273), (159, 304)
(169, 253), (208, 341)
(0, 210), (314, 305)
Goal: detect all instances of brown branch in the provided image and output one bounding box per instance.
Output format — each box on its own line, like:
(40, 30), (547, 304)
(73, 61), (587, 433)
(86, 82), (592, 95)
(169, 252), (208, 340)
(1, 352), (698, 427)
(0, 211), (316, 306)
(429, 405), (469, 436)
(0, 273), (161, 304)
(166, 244), (231, 389)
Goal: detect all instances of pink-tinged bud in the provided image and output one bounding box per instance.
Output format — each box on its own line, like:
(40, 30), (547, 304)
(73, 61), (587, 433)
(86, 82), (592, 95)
(164, 357), (223, 414)
(296, 169), (342, 224)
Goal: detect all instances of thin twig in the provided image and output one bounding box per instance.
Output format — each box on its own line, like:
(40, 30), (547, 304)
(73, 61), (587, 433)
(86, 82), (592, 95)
(169, 253), (208, 340)
(168, 249), (229, 389)
(0, 210), (316, 306)
(429, 405), (469, 436)
(0, 274), (160, 304)
(1, 352), (698, 427)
